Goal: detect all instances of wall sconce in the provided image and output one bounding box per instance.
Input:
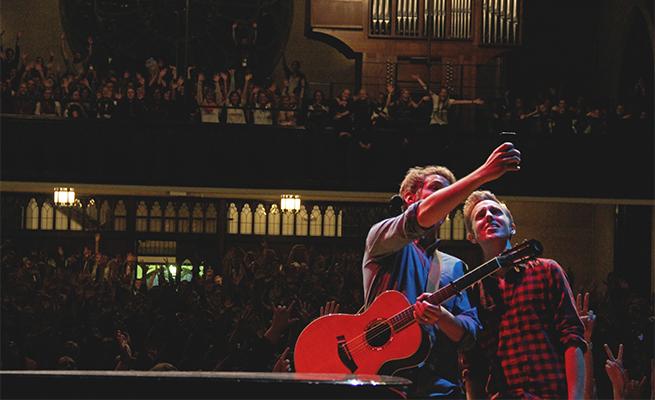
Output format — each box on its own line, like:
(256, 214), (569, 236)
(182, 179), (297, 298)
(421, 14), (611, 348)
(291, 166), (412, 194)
(54, 187), (76, 207)
(280, 194), (301, 213)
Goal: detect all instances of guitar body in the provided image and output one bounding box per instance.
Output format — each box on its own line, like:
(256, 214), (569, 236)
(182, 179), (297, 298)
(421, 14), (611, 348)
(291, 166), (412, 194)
(294, 290), (431, 375)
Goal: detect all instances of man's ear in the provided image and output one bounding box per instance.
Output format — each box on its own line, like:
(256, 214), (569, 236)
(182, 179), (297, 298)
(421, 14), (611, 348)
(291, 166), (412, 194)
(466, 231), (477, 244)
(510, 222), (517, 236)
(403, 192), (415, 206)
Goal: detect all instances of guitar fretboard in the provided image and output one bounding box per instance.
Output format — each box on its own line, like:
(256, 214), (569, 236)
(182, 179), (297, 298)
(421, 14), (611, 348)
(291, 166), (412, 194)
(389, 257), (503, 332)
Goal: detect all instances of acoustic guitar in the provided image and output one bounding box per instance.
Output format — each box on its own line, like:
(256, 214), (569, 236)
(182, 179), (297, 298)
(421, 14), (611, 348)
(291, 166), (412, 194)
(294, 239), (543, 375)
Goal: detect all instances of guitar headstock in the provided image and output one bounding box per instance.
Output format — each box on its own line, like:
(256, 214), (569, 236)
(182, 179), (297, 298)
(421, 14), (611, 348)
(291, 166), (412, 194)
(498, 239), (543, 268)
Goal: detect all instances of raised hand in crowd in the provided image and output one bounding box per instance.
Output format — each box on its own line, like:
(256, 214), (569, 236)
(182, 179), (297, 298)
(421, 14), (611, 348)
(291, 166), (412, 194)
(272, 347), (292, 373)
(264, 301), (298, 345)
(115, 329), (135, 370)
(624, 375), (647, 400)
(604, 343), (649, 399)
(319, 300), (340, 317)
(605, 344), (626, 399)
(576, 292), (597, 399)
(296, 298), (312, 322)
(575, 292), (596, 342)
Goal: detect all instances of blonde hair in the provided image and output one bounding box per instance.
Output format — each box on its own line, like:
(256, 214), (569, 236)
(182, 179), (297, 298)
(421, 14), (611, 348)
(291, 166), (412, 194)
(399, 165), (456, 199)
(463, 190), (514, 235)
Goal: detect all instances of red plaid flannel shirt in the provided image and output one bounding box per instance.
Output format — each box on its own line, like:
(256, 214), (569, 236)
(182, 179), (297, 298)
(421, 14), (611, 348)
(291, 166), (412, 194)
(475, 258), (587, 399)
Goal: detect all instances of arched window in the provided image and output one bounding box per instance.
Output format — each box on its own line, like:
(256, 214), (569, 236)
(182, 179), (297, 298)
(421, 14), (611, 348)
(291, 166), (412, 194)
(439, 214), (452, 240)
(192, 203), (204, 233)
(254, 204), (266, 235)
(309, 206), (322, 236)
(205, 204), (217, 233)
(99, 201), (112, 229)
(227, 203), (238, 234)
(452, 209), (465, 240)
(268, 204), (280, 236)
(178, 203), (190, 233)
(240, 203), (252, 234)
(281, 209), (294, 235)
(149, 202), (162, 232)
(323, 206), (336, 237)
(337, 210), (343, 237)
(86, 200), (98, 231)
(295, 205), (308, 236)
(55, 209), (69, 230)
(40, 202), (54, 230)
(164, 202), (176, 233)
(114, 200), (127, 231)
(25, 198), (39, 230)
(136, 201), (148, 232)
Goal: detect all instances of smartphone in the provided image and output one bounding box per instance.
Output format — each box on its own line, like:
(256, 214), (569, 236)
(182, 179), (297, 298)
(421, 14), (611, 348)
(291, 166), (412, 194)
(498, 131), (517, 145)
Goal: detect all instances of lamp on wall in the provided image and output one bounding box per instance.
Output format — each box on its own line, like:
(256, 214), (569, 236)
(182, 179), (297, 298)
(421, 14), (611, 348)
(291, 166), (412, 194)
(280, 194), (301, 213)
(53, 187), (76, 207)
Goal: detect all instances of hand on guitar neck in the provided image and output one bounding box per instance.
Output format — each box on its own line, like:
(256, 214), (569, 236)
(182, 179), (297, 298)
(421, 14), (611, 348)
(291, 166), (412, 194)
(414, 293), (465, 343)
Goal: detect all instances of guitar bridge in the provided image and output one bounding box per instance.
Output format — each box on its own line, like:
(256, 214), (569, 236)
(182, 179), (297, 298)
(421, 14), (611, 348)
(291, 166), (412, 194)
(336, 335), (358, 373)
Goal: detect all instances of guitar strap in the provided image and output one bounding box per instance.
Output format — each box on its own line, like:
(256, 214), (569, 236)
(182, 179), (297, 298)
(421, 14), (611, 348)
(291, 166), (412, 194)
(426, 249), (443, 293)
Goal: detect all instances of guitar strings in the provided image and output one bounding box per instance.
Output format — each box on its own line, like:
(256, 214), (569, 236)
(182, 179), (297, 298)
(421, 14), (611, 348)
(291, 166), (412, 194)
(339, 306), (418, 356)
(343, 287), (454, 352)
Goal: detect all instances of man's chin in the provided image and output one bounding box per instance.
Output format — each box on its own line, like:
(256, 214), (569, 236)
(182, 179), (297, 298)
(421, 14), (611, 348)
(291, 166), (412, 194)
(478, 233), (508, 242)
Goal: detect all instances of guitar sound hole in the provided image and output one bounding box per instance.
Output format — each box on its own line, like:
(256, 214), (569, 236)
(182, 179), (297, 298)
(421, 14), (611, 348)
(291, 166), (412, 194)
(365, 319), (392, 348)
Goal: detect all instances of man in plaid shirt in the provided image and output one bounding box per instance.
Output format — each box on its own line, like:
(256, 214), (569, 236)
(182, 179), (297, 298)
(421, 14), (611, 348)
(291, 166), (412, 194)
(462, 190), (586, 399)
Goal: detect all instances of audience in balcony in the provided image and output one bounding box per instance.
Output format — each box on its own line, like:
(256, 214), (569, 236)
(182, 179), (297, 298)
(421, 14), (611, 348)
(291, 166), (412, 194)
(0, 32), (651, 141)
(276, 95), (297, 127)
(34, 88), (62, 116)
(1, 31), (22, 81)
(114, 87), (144, 121)
(252, 90), (274, 126)
(331, 88), (353, 137)
(305, 89), (330, 133)
(370, 88), (393, 128)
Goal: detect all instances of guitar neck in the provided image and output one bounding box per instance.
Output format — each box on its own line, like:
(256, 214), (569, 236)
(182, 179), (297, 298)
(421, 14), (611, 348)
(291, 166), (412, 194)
(388, 239), (541, 334)
(426, 257), (502, 306)
(389, 257), (502, 332)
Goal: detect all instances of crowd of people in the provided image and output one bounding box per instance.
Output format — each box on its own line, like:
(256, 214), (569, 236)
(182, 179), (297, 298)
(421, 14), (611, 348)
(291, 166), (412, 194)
(488, 80), (651, 137)
(1, 31), (651, 143)
(0, 234), (651, 398)
(0, 240), (364, 374)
